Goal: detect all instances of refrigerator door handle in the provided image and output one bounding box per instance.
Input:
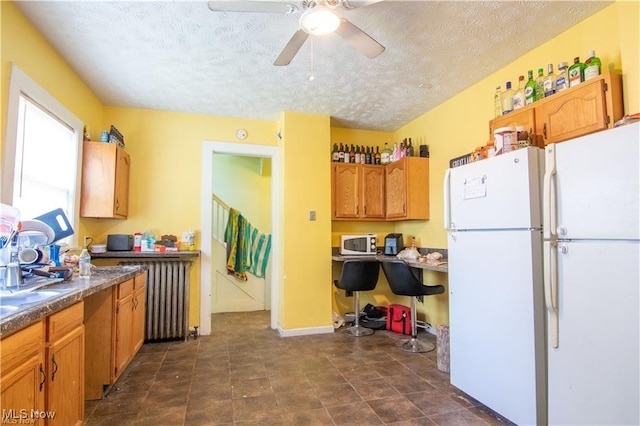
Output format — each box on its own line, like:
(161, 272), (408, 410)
(443, 168), (452, 229)
(543, 145), (557, 240)
(544, 240), (560, 348)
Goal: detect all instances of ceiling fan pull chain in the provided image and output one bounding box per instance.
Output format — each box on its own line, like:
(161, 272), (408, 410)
(309, 37), (315, 81)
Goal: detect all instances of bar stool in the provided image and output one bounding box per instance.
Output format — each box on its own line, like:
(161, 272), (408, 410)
(334, 260), (380, 337)
(380, 260), (444, 352)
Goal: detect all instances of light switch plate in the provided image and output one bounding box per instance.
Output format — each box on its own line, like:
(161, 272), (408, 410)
(309, 211), (316, 221)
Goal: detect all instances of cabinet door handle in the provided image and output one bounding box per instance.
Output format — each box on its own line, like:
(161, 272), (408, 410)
(51, 355), (58, 381)
(39, 363), (46, 391)
(543, 123), (548, 140)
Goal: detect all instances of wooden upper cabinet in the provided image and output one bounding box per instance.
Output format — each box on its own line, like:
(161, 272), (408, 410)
(489, 72), (622, 148)
(385, 157), (429, 221)
(332, 163), (360, 219)
(535, 72), (622, 145)
(80, 142), (130, 219)
(361, 166), (385, 219)
(332, 158), (429, 221)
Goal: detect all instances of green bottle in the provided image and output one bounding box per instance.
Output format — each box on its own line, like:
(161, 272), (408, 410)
(568, 57), (585, 88)
(524, 70), (536, 105)
(584, 50), (601, 81)
(535, 68), (545, 101)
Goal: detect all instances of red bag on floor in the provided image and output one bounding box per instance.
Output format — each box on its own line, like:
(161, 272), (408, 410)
(386, 304), (411, 335)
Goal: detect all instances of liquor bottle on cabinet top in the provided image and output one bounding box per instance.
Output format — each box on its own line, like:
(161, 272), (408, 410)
(501, 81), (514, 115)
(332, 143), (339, 162)
(355, 145), (361, 164)
(493, 86), (502, 118)
(349, 144), (356, 163)
(381, 143), (391, 164)
(568, 57), (585, 87)
(407, 138), (415, 157)
(365, 147), (372, 164)
(555, 62), (569, 92)
(524, 70), (536, 105)
(338, 143), (345, 162)
(535, 68), (545, 101)
(543, 63), (556, 97)
(374, 146), (381, 165)
(512, 75), (525, 110)
(584, 50), (601, 81)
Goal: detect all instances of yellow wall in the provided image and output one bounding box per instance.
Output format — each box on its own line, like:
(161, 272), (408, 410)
(213, 155), (272, 232)
(280, 111), (333, 329)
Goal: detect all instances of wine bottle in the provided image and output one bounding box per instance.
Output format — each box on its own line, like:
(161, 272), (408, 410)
(332, 143), (339, 162)
(338, 143), (345, 162)
(374, 146), (381, 165)
(535, 68), (545, 101)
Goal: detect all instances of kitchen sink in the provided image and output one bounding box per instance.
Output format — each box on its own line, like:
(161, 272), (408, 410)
(0, 285), (72, 320)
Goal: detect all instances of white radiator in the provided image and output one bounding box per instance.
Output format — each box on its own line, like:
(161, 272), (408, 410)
(119, 260), (190, 342)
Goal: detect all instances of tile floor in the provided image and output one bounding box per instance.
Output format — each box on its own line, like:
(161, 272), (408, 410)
(85, 311), (513, 425)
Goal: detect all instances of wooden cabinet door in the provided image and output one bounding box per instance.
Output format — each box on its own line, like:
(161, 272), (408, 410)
(385, 160), (408, 219)
(0, 355), (46, 425)
(361, 165), (385, 219)
(46, 326), (84, 426)
(80, 142), (129, 219)
(489, 108), (539, 147)
(113, 292), (133, 381)
(332, 163), (360, 219)
(0, 321), (46, 425)
(536, 78), (607, 145)
(131, 283), (146, 355)
(114, 147), (130, 217)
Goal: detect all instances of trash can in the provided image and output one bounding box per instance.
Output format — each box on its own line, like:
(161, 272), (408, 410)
(436, 324), (450, 373)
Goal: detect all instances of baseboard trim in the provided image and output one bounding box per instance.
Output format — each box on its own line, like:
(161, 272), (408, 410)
(277, 325), (335, 337)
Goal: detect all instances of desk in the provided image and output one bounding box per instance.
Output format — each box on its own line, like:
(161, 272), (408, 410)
(331, 254), (448, 274)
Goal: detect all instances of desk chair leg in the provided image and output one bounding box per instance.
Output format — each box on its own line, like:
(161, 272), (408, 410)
(343, 291), (374, 337)
(397, 296), (435, 353)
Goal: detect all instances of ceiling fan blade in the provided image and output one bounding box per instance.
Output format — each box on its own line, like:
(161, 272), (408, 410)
(207, 1), (298, 14)
(334, 18), (385, 59)
(340, 0), (384, 10)
(274, 29), (309, 66)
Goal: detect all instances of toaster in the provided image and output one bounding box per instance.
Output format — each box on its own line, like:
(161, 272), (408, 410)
(384, 233), (404, 255)
(106, 234), (134, 251)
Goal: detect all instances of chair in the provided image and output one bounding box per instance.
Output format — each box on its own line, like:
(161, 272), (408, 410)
(380, 260), (444, 352)
(334, 260), (380, 337)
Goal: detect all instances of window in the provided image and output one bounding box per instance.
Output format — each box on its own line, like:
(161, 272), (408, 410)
(1, 64), (83, 246)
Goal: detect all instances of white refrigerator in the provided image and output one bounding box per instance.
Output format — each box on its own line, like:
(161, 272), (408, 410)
(543, 122), (640, 425)
(444, 147), (547, 425)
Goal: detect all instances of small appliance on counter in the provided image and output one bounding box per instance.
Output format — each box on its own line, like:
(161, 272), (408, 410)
(340, 234), (377, 255)
(384, 233), (404, 255)
(106, 234), (133, 251)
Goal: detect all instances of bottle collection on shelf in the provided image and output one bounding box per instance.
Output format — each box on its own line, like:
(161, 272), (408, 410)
(331, 138), (422, 165)
(494, 50), (601, 117)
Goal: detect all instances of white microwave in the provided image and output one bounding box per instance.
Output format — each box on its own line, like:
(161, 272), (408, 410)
(340, 234), (378, 255)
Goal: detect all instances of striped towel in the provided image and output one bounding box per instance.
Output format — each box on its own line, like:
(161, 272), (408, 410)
(224, 208), (248, 281)
(245, 223), (272, 279)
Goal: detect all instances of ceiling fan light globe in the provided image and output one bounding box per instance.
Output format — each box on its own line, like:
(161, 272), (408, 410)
(299, 8), (340, 35)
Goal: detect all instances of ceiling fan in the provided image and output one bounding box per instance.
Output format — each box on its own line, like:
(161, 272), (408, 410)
(207, 0), (385, 66)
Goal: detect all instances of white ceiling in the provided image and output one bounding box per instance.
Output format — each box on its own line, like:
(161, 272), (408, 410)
(15, 0), (611, 132)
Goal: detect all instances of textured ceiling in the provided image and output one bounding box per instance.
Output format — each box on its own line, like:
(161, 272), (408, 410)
(15, 1), (611, 132)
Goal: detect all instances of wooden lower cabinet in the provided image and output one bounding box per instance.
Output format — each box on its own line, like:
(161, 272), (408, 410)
(45, 302), (84, 426)
(113, 279), (134, 381)
(85, 272), (147, 398)
(0, 321), (46, 425)
(1, 302), (84, 425)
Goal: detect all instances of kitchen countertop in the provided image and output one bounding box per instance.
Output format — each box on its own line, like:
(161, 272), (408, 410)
(332, 254), (448, 273)
(91, 250), (200, 259)
(0, 265), (147, 336)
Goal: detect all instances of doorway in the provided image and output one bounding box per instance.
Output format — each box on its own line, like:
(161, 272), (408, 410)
(200, 142), (280, 335)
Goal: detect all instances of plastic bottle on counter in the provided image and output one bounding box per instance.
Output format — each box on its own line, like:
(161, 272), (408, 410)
(134, 232), (142, 252)
(79, 248), (91, 277)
